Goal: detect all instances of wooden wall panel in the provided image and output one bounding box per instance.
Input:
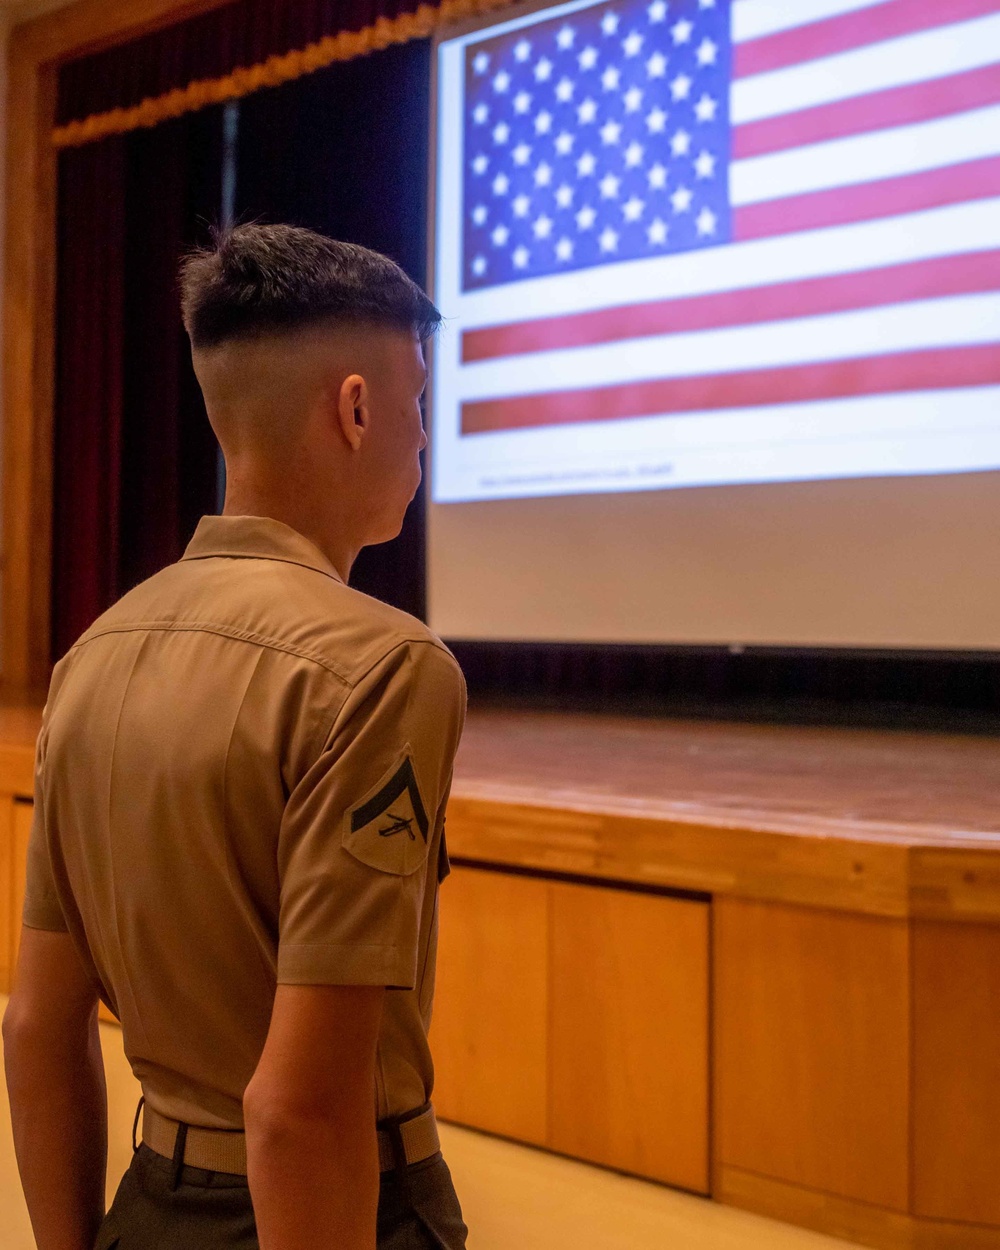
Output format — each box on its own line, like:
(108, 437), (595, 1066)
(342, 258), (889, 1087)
(430, 866), (549, 1146)
(913, 921), (1000, 1227)
(548, 883), (710, 1193)
(714, 897), (910, 1212)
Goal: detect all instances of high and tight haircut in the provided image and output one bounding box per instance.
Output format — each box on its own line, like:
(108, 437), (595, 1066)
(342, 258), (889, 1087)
(180, 223), (442, 350)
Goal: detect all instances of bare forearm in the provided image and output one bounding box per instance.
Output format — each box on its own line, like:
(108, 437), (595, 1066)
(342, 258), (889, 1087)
(246, 1107), (380, 1250)
(3, 1012), (107, 1250)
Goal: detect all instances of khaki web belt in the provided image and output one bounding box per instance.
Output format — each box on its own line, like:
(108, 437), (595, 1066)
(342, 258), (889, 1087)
(141, 1100), (441, 1176)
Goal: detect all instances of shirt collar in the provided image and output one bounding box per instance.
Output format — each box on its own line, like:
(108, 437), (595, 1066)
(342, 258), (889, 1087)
(180, 514), (345, 584)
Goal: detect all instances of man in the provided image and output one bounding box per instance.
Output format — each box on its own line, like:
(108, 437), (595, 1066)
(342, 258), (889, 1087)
(3, 224), (468, 1250)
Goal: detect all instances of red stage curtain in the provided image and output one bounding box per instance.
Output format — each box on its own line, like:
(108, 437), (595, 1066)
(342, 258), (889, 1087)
(52, 136), (127, 661)
(51, 111), (223, 663)
(56, 0), (423, 128)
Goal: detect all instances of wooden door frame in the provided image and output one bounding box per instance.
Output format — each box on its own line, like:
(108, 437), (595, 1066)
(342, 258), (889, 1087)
(1, 0), (230, 694)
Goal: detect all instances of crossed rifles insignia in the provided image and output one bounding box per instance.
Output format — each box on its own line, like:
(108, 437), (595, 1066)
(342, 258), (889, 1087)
(344, 754), (430, 875)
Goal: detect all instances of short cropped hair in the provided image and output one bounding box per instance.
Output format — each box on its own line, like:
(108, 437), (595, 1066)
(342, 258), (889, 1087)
(180, 223), (441, 349)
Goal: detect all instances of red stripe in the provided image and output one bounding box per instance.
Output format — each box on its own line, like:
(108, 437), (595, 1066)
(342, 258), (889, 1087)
(733, 63), (1000, 160)
(462, 251), (1000, 363)
(734, 154), (1000, 241)
(734, 0), (1000, 80)
(459, 344), (1000, 435)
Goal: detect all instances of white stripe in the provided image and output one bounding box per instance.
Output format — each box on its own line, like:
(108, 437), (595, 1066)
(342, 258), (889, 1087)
(458, 388), (1000, 461)
(733, 15), (1000, 124)
(732, 0), (894, 44)
(456, 293), (1000, 400)
(434, 388), (1000, 502)
(731, 104), (1000, 205)
(732, 14), (1000, 124)
(450, 199), (1000, 328)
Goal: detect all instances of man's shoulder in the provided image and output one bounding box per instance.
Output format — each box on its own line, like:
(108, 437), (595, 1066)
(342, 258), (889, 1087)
(65, 551), (461, 693)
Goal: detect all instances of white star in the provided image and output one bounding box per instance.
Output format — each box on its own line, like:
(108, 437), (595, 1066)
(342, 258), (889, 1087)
(555, 183), (574, 208)
(600, 119), (623, 145)
(472, 204), (488, 225)
(696, 207), (717, 236)
(646, 52), (668, 78)
(493, 122), (510, 144)
(576, 204), (597, 229)
(577, 151), (597, 176)
(625, 140), (645, 167)
(473, 52), (489, 74)
(600, 172), (621, 199)
(473, 103), (489, 124)
(694, 149), (716, 179)
(514, 91), (532, 114)
(671, 128), (691, 156)
(493, 70), (510, 93)
(513, 194), (531, 217)
(670, 73), (692, 101)
(533, 214), (553, 239)
(648, 162), (667, 189)
(472, 153), (489, 174)
(534, 161), (553, 187)
(671, 184), (693, 213)
(472, 255), (487, 275)
(622, 195), (645, 222)
(578, 46), (598, 70)
(622, 30), (644, 57)
(671, 17), (693, 44)
(492, 172), (509, 195)
(535, 57), (553, 82)
(624, 86), (644, 112)
(695, 93), (718, 122)
(513, 244), (530, 268)
(556, 25), (576, 50)
(696, 37), (718, 66)
(492, 224), (510, 246)
(648, 217), (668, 244)
(535, 111), (553, 134)
(555, 130), (575, 155)
(514, 39), (532, 62)
(602, 65), (621, 91)
(646, 107), (667, 133)
(599, 226), (619, 253)
(512, 142), (532, 165)
(556, 236), (574, 261)
(577, 98), (598, 124)
(555, 77), (575, 103)
(601, 11), (620, 35)
(648, 0), (668, 20)
(699, 0), (716, 8)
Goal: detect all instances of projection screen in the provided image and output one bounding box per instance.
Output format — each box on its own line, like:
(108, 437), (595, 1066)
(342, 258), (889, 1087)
(426, 0), (1000, 648)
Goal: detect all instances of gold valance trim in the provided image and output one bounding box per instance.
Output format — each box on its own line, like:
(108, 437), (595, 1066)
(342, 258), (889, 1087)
(52, 0), (510, 149)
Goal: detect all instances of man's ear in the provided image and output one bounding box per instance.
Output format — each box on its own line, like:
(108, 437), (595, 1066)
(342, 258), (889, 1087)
(337, 374), (369, 451)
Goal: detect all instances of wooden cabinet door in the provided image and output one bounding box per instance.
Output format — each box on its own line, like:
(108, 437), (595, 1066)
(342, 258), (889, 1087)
(431, 865), (549, 1146)
(548, 882), (710, 1193)
(913, 920), (1000, 1227)
(714, 897), (911, 1213)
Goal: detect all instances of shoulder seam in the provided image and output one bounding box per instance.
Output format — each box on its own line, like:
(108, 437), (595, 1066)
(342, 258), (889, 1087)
(69, 620), (360, 685)
(314, 636), (461, 752)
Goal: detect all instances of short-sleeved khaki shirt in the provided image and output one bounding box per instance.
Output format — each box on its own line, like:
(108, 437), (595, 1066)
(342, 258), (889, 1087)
(23, 514), (467, 1129)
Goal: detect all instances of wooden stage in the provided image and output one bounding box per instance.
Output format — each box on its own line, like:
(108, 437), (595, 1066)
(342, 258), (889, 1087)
(2, 701), (998, 1249)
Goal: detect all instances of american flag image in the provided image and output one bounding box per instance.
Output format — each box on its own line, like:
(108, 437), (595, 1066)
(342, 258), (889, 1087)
(463, 0), (732, 288)
(436, 0), (1000, 454)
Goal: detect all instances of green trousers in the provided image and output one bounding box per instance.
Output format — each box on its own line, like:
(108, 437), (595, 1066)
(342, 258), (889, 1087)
(93, 1142), (469, 1249)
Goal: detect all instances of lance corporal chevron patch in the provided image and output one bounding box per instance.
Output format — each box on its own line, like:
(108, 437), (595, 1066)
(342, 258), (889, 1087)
(343, 749), (431, 876)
